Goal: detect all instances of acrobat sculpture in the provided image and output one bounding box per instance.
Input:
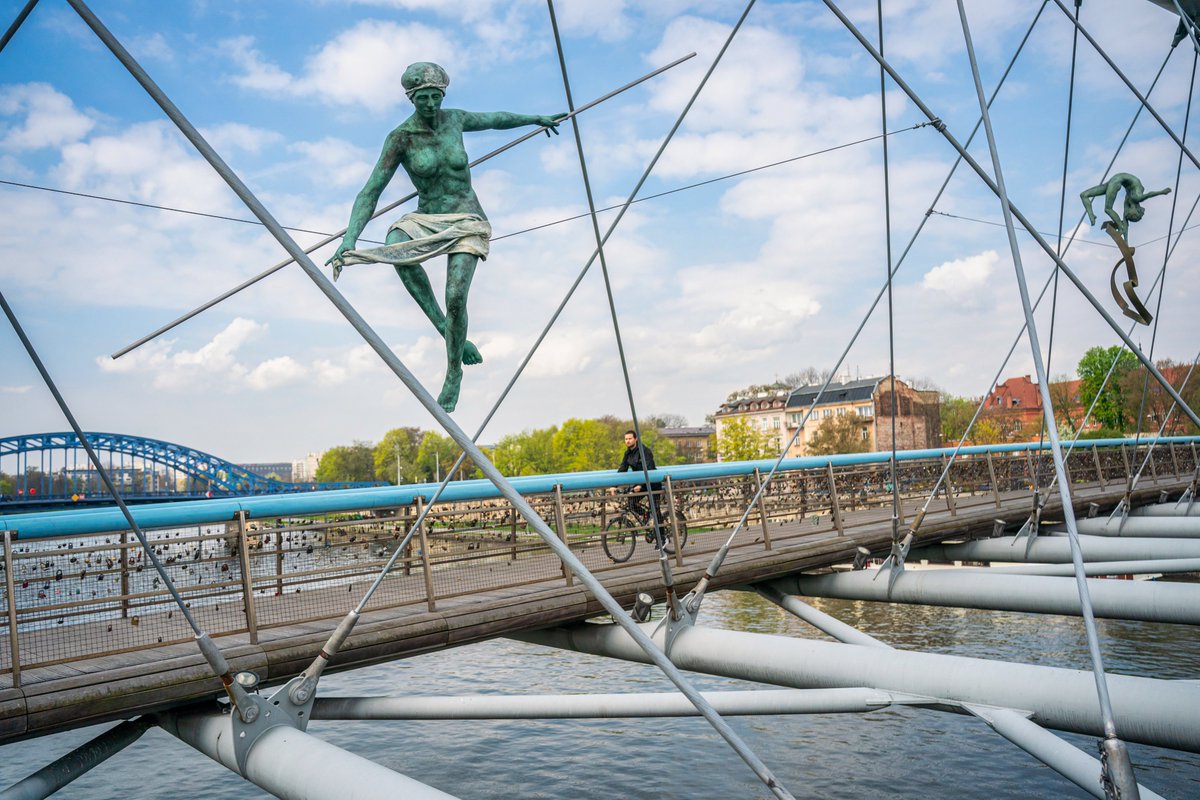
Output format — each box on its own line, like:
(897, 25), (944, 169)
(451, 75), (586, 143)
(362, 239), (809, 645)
(1080, 172), (1170, 239)
(1079, 172), (1170, 325)
(327, 63), (565, 412)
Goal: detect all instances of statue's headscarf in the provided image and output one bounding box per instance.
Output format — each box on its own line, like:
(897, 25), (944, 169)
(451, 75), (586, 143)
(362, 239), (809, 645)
(402, 62), (450, 101)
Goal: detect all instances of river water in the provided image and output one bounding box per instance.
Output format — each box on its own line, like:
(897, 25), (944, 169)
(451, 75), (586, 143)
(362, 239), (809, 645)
(1, 590), (1197, 799)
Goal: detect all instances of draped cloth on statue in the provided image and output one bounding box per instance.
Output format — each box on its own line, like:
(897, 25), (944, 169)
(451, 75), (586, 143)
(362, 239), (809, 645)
(340, 212), (491, 267)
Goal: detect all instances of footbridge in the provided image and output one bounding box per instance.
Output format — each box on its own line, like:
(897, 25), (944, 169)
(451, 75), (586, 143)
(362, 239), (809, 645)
(2, 439), (1197, 775)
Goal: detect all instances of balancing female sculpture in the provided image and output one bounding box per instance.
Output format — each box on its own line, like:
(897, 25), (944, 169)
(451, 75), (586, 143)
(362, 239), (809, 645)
(327, 62), (564, 412)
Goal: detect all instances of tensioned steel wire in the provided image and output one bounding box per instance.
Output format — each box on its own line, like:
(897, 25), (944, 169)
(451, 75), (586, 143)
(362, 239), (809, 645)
(684, 2), (1056, 605)
(311, 0), (769, 637)
(545, 3), (673, 576)
(0, 291), (247, 705)
(64, 5), (813, 795)
(1130, 47), (1198, 483)
(1126, 347), (1200, 492)
(542, 5), (794, 795)
(0, 127), (925, 262)
(912, 43), (1190, 528)
(955, 2), (1135, 790)
(1036, 0), (1083, 491)
(107, 52), (698, 360)
(267, 3), (795, 792)
(1172, 0), (1200, 55)
(876, 0), (902, 550)
(0, 0), (36, 53)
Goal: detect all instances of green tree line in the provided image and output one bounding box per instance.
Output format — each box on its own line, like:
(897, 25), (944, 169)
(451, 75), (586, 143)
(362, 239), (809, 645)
(938, 348), (1199, 444)
(314, 416), (682, 484)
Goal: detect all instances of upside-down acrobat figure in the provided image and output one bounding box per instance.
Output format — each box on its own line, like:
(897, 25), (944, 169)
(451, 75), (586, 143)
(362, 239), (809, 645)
(1079, 172), (1170, 325)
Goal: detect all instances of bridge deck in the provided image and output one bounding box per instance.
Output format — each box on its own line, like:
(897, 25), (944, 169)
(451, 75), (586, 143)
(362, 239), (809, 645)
(0, 475), (1183, 744)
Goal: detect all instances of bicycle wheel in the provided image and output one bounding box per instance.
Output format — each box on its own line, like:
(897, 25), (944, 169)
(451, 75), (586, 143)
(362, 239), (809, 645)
(660, 512), (688, 554)
(602, 515), (637, 563)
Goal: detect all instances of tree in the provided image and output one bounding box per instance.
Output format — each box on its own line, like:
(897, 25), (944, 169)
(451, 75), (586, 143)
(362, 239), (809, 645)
(807, 415), (871, 456)
(553, 418), (616, 473)
(646, 412), (689, 429)
(1119, 358), (1200, 436)
(718, 418), (770, 461)
(1077, 345), (1139, 431)
(494, 426), (559, 476)
(780, 367), (832, 388)
(373, 427), (423, 484)
(1047, 375), (1082, 434)
(415, 431), (462, 482)
(315, 442), (376, 482)
(939, 394), (978, 444)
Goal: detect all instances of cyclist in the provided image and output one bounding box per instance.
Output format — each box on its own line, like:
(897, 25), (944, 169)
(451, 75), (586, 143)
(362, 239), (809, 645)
(608, 430), (665, 544)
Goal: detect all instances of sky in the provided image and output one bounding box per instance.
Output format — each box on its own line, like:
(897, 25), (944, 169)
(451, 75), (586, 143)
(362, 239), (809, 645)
(1, 0), (1198, 463)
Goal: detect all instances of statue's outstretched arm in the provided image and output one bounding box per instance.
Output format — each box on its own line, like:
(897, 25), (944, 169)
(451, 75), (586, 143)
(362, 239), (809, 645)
(460, 110), (566, 134)
(327, 132), (403, 269)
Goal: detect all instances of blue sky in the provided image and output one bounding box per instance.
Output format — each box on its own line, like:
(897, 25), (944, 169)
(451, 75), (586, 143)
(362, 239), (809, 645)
(1, 0), (1198, 463)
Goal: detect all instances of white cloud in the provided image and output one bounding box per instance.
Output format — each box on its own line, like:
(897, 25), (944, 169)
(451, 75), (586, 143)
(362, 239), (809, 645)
(288, 137), (375, 188)
(0, 83), (96, 151)
(130, 32), (175, 64)
(53, 120), (236, 218)
(1, 385), (32, 394)
(922, 250), (1000, 294)
(97, 318), (264, 390)
(202, 122), (284, 155)
(246, 356), (308, 390)
(221, 22), (458, 114)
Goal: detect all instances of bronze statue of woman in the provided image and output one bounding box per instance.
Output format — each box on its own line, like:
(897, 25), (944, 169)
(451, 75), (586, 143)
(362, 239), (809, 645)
(327, 62), (564, 412)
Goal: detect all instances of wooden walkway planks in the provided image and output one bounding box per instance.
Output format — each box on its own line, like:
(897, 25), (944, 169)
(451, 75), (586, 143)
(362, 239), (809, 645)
(0, 479), (1184, 744)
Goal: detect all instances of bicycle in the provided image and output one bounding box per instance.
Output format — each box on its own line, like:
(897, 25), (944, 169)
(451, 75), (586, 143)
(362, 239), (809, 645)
(601, 491), (688, 563)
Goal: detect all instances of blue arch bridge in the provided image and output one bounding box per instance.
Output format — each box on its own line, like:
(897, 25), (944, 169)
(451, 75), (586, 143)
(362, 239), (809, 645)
(0, 432), (384, 511)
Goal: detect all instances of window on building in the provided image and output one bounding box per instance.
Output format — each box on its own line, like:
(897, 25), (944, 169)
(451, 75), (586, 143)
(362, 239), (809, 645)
(858, 405), (874, 417)
(787, 412), (803, 426)
(1012, 398), (1020, 408)
(822, 408), (832, 418)
(836, 407), (846, 417)
(772, 417), (781, 429)
(861, 426), (869, 441)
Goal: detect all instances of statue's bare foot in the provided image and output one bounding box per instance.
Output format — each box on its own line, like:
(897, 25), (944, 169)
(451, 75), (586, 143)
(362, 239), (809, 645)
(462, 340), (483, 366)
(438, 371), (462, 413)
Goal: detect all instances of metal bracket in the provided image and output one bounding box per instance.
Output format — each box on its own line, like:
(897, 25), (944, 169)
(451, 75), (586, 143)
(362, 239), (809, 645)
(653, 599), (696, 655)
(230, 676), (315, 775)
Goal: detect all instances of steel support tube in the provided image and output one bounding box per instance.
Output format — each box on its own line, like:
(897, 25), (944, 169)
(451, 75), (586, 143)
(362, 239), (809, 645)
(773, 569), (1200, 625)
(1132, 502), (1200, 517)
(517, 622), (1200, 752)
(964, 705), (1166, 800)
(947, 558), (1200, 577)
(0, 719), (151, 800)
(312, 688), (904, 720)
(159, 710), (459, 800)
(1053, 517), (1200, 537)
(756, 584), (889, 647)
(821, 0), (1200, 432)
(914, 535), (1200, 563)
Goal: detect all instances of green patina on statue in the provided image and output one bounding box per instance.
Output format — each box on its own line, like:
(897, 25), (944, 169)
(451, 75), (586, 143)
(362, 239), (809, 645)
(1079, 172), (1171, 239)
(327, 62), (565, 412)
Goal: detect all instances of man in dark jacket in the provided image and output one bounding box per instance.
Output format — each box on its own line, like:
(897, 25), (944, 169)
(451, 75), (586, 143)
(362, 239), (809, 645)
(611, 430), (663, 536)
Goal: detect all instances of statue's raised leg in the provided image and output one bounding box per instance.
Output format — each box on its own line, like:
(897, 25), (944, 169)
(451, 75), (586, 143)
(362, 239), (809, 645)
(393, 261), (482, 365)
